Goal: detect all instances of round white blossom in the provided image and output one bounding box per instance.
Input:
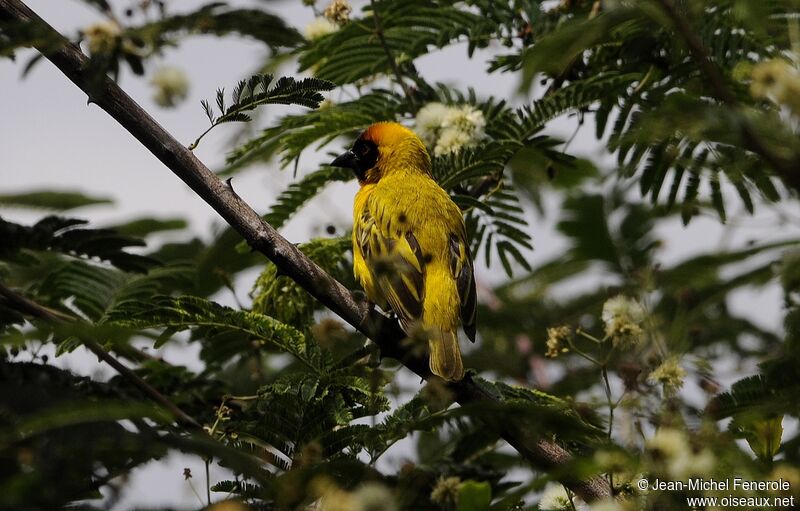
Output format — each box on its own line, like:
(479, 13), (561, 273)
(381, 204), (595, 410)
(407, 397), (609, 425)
(430, 476), (461, 508)
(414, 102), (450, 146)
(414, 102), (485, 156)
(647, 356), (686, 394)
(352, 482), (397, 511)
(539, 483), (572, 511)
(750, 58), (800, 114)
(304, 17), (338, 41)
(646, 428), (716, 479)
(646, 428), (687, 458)
(323, 0), (352, 25)
(83, 20), (121, 55)
(150, 66), (189, 108)
(441, 104), (486, 135)
(434, 127), (474, 156)
(590, 498), (626, 511)
(601, 295), (646, 346)
(545, 325), (571, 358)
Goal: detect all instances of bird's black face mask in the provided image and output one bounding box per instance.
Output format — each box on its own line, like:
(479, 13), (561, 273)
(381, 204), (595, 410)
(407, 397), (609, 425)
(331, 139), (378, 182)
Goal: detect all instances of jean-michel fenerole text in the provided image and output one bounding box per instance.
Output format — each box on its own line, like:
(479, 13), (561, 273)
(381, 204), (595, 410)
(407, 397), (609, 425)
(648, 477), (791, 493)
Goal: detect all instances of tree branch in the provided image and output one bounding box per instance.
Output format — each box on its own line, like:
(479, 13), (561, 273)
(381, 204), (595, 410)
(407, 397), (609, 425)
(0, 0), (610, 501)
(0, 282), (201, 429)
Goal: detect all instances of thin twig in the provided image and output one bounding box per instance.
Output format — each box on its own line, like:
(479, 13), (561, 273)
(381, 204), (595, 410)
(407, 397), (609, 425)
(0, 282), (202, 429)
(205, 459), (211, 505)
(0, 0), (611, 501)
(655, 0), (736, 105)
(369, 0), (414, 104)
(601, 366), (615, 492)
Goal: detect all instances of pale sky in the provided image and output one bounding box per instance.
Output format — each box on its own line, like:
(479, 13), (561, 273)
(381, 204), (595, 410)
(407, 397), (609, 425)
(2, 0), (799, 508)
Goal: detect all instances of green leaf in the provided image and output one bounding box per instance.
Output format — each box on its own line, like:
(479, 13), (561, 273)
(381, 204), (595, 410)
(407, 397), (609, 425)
(519, 8), (638, 89)
(0, 190), (113, 211)
(265, 166), (353, 230)
(735, 415), (784, 463)
(0, 400), (170, 448)
(191, 74), (336, 149)
(130, 3), (302, 50)
(36, 261), (192, 322)
(107, 295), (319, 370)
(251, 237), (352, 330)
(108, 217), (188, 237)
(224, 89), (403, 172)
(457, 480), (492, 511)
(299, 0), (485, 85)
(0, 216), (157, 273)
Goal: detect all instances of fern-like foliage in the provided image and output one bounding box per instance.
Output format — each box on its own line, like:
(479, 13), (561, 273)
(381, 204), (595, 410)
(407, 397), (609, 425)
(264, 167), (353, 230)
(298, 0), (488, 85)
(229, 372), (389, 472)
(107, 295), (319, 370)
(0, 190), (112, 211)
(129, 3), (302, 50)
(35, 261), (192, 324)
(251, 237), (352, 331)
(191, 74), (335, 149)
(363, 392), (455, 463)
(463, 183), (533, 276)
(224, 89), (405, 172)
(507, 1), (800, 221)
(0, 216), (156, 272)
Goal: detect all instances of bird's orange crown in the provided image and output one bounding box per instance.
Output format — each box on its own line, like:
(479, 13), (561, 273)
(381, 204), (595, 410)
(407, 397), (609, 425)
(331, 122), (431, 184)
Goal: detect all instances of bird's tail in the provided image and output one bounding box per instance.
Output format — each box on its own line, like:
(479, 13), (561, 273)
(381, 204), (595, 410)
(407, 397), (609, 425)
(429, 329), (464, 381)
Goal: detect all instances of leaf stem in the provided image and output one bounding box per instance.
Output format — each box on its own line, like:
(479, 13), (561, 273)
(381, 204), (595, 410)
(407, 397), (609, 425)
(601, 366), (615, 491)
(205, 459), (211, 505)
(369, 0), (414, 105)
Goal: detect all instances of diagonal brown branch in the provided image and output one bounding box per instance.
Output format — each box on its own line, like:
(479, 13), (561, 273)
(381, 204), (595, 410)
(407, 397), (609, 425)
(0, 0), (610, 501)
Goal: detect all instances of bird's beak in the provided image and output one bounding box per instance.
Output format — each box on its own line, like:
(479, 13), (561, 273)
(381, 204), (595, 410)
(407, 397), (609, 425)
(331, 149), (358, 170)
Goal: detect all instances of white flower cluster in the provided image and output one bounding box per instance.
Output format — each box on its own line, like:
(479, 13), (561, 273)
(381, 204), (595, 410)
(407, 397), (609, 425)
(601, 295), (646, 347)
(646, 428), (715, 480)
(313, 479), (397, 511)
(750, 58), (800, 114)
(414, 102), (486, 156)
(589, 499), (627, 511)
(304, 17), (338, 41)
(304, 0), (351, 41)
(647, 356), (686, 394)
(324, 0), (352, 25)
(150, 66), (189, 108)
(538, 483), (573, 511)
(83, 20), (121, 56)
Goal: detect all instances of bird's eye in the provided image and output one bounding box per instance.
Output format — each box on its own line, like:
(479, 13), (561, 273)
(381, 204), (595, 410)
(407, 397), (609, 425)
(354, 140), (374, 157)
(348, 139), (379, 181)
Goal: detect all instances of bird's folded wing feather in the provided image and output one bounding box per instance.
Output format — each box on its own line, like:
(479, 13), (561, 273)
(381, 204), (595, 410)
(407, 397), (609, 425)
(355, 206), (425, 333)
(449, 232), (477, 342)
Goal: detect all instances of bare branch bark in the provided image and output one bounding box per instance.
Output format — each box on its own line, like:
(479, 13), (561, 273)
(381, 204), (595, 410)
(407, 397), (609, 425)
(0, 0), (611, 501)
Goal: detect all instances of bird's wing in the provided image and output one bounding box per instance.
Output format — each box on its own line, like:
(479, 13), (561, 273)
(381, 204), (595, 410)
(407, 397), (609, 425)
(355, 205), (425, 332)
(449, 231), (477, 342)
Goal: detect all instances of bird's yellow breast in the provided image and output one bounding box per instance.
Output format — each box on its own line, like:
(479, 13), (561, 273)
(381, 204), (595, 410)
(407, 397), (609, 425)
(353, 168), (464, 329)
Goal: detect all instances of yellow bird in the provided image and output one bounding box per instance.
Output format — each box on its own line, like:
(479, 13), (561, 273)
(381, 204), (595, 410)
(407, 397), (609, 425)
(331, 122), (477, 381)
